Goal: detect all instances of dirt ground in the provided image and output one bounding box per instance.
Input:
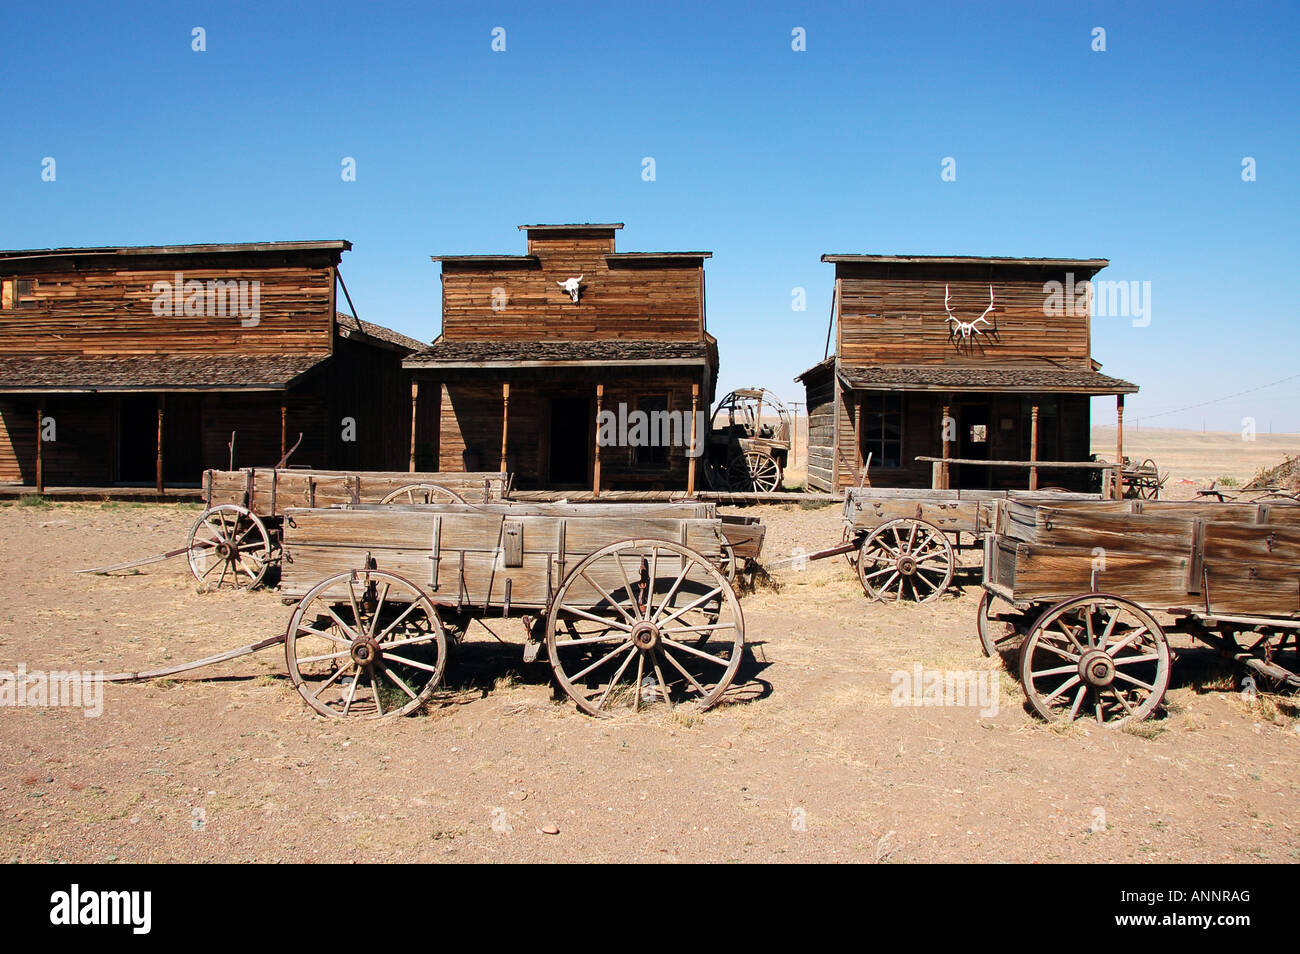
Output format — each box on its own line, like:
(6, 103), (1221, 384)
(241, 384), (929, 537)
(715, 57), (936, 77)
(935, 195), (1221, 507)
(2, 496), (1299, 864)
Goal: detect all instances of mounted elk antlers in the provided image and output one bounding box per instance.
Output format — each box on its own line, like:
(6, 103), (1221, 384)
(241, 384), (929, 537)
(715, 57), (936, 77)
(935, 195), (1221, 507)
(944, 284), (995, 341)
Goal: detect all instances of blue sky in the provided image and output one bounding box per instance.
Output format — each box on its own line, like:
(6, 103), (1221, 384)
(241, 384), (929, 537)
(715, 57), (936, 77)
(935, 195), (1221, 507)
(2, 1), (1297, 430)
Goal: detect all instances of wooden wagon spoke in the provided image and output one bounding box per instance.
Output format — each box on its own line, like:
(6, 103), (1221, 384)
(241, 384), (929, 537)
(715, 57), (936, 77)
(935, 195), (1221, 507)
(311, 663), (354, 699)
(382, 653), (442, 674)
(381, 667), (420, 701)
(578, 570), (637, 625)
(594, 645), (640, 711)
(1033, 663), (1079, 678)
(1034, 638), (1080, 663)
(373, 600), (425, 644)
(657, 585), (725, 628)
(1038, 674), (1082, 706)
(659, 647), (710, 697)
(568, 640), (636, 683)
(1102, 626), (1149, 656)
(659, 621), (736, 637)
(1067, 684), (1088, 720)
(324, 605), (362, 642)
(613, 554), (643, 618)
(650, 563), (693, 623)
(552, 630), (629, 649)
(369, 667), (385, 717)
(296, 648), (354, 666)
(633, 653), (645, 713)
(342, 668), (363, 717)
(650, 653), (675, 711)
(1108, 687), (1138, 716)
(558, 606), (634, 633)
(1112, 671), (1156, 692)
(1050, 622), (1087, 654)
(660, 637), (732, 668)
(1111, 652), (1161, 667)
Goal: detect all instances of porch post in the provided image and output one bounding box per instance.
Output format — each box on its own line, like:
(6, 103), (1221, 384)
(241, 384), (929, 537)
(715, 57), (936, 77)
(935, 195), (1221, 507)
(1029, 403), (1039, 491)
(853, 392), (863, 480)
(593, 383), (603, 498)
(1115, 394), (1125, 499)
(279, 399), (287, 462)
(500, 382), (510, 473)
(687, 382), (699, 496)
(409, 380), (419, 472)
(156, 394), (165, 494)
(35, 405), (44, 493)
(940, 402), (952, 490)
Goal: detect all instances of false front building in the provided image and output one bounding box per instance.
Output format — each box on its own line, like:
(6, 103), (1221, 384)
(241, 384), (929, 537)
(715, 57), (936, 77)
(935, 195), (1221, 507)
(0, 241), (421, 490)
(404, 224), (717, 492)
(797, 254), (1138, 493)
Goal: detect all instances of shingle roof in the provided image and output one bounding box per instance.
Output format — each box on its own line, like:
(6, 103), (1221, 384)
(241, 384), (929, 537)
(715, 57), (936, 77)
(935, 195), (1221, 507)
(831, 363), (1138, 395)
(334, 313), (426, 353)
(0, 354), (328, 392)
(404, 338), (713, 368)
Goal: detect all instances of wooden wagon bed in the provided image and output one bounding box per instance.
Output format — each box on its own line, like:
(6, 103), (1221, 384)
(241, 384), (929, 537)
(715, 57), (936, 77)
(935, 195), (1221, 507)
(978, 497), (1300, 727)
(203, 467), (512, 513)
(277, 501), (747, 720)
(844, 487), (1101, 536)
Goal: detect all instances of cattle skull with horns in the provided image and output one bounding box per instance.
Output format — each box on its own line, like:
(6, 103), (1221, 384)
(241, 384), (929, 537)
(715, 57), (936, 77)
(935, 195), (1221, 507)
(944, 284), (995, 341)
(557, 276), (583, 303)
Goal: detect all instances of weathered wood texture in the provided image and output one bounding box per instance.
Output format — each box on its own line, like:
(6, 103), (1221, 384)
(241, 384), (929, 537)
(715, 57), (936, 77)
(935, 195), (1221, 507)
(440, 231), (705, 342)
(205, 468), (511, 513)
(846, 487), (1101, 535)
(802, 364), (836, 492)
(834, 263), (1093, 368)
(279, 504), (728, 608)
(0, 266), (334, 356)
(988, 499), (1300, 616)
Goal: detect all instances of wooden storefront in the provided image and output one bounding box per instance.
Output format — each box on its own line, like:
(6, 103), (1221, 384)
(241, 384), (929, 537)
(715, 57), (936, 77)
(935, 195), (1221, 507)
(0, 242), (422, 489)
(798, 254), (1139, 493)
(405, 224), (718, 492)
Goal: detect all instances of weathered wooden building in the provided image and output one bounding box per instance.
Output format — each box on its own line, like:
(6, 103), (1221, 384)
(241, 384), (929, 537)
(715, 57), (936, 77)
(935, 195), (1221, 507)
(405, 224), (717, 492)
(797, 254), (1138, 493)
(0, 241), (422, 489)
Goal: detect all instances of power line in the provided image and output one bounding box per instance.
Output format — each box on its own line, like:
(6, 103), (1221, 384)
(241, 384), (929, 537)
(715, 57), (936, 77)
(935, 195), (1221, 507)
(1132, 371), (1300, 424)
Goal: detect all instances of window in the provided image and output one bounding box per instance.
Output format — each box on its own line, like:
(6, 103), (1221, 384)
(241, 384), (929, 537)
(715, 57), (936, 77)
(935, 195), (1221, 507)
(633, 394), (670, 468)
(861, 393), (903, 469)
(1, 278), (37, 309)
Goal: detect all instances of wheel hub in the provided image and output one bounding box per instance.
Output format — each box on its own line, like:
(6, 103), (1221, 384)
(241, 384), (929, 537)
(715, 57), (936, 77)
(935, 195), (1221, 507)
(351, 637), (382, 666)
(631, 620), (661, 651)
(896, 555), (918, 576)
(1079, 650), (1115, 687)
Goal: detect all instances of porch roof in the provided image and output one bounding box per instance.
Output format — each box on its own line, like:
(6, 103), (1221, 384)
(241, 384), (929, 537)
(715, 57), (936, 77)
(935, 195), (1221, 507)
(802, 360), (1138, 395)
(404, 337), (715, 370)
(0, 353), (328, 393)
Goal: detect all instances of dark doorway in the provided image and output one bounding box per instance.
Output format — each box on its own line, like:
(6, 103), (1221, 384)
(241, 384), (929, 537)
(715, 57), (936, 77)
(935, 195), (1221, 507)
(956, 402), (990, 489)
(116, 395), (158, 484)
(163, 395), (203, 484)
(548, 396), (591, 487)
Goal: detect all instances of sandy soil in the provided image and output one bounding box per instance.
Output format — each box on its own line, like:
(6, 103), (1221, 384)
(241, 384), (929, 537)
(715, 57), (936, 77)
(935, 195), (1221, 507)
(2, 498), (1298, 864)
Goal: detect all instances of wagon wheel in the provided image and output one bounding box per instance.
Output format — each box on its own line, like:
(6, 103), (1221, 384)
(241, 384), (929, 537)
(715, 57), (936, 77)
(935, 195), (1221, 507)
(841, 524), (860, 568)
(856, 518), (953, 603)
(976, 589), (1022, 659)
(718, 542), (738, 583)
(726, 450), (781, 493)
(1019, 593), (1170, 726)
(285, 569), (448, 719)
(379, 483), (466, 505)
(1137, 459), (1161, 499)
(187, 505), (272, 591)
(546, 539), (744, 716)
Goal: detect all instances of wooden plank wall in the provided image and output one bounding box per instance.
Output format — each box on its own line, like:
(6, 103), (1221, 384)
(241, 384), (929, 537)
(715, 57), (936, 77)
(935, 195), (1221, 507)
(802, 368), (835, 492)
(834, 263), (1094, 368)
(440, 232), (705, 342)
(0, 265), (335, 356)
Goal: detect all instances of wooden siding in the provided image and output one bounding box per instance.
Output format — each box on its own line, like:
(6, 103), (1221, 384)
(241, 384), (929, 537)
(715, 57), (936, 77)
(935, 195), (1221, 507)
(803, 366), (836, 492)
(835, 268), (1093, 369)
(0, 266), (335, 357)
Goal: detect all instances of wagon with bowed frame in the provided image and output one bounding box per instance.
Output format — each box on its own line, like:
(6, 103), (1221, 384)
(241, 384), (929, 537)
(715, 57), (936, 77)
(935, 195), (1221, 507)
(276, 501), (749, 719)
(977, 497), (1300, 726)
(185, 468), (512, 590)
(834, 487), (1101, 604)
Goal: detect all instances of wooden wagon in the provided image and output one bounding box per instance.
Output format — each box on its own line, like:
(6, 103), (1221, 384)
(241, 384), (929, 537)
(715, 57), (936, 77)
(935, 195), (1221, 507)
(277, 501), (747, 719)
(188, 468), (511, 589)
(978, 498), (1300, 725)
(836, 487), (1100, 603)
(703, 388), (793, 493)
